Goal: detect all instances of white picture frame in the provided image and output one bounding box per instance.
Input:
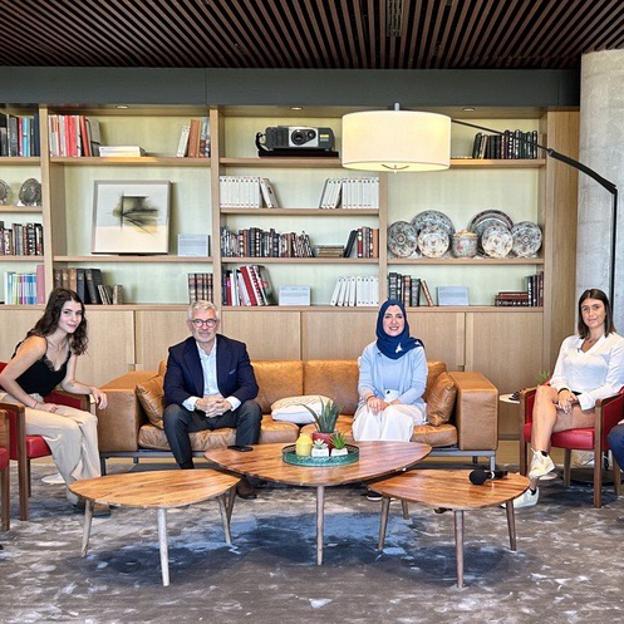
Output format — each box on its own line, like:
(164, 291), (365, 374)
(92, 180), (171, 254)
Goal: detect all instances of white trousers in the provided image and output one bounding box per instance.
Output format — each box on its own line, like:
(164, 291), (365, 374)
(1, 392), (101, 501)
(352, 403), (427, 442)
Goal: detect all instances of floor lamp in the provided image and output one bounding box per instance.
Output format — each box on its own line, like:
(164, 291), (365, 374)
(342, 107), (619, 304)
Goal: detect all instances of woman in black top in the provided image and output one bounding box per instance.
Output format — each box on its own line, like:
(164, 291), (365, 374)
(0, 288), (107, 509)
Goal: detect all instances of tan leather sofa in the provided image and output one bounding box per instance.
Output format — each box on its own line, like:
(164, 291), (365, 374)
(96, 360), (498, 473)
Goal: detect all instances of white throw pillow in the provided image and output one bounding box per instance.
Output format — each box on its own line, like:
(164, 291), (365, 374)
(271, 394), (333, 425)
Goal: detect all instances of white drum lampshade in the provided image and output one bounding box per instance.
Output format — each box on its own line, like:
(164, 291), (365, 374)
(341, 110), (451, 172)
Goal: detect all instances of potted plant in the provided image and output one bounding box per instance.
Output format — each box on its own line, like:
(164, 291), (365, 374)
(301, 398), (341, 448)
(330, 432), (348, 457)
(311, 439), (330, 458)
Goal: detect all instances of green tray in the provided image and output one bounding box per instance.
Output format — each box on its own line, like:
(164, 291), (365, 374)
(282, 444), (359, 467)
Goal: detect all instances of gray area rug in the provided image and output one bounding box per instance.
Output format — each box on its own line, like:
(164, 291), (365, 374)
(1, 462), (623, 624)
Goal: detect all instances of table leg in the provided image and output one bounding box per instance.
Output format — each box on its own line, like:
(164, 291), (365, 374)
(505, 501), (517, 551)
(226, 485), (236, 524)
(218, 493), (232, 546)
(401, 499), (409, 519)
(157, 508), (170, 587)
(316, 485), (325, 566)
(454, 510), (464, 589)
(378, 496), (391, 550)
(80, 500), (94, 557)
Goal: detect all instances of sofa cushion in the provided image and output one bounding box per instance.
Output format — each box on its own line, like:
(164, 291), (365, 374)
(424, 361), (447, 401)
(426, 371), (457, 426)
(303, 360), (359, 415)
(158, 360), (167, 376)
(254, 361), (303, 413)
(135, 375), (165, 429)
(271, 394), (332, 424)
(137, 415), (299, 451)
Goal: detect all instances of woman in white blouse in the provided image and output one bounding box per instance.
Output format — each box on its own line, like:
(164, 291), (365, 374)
(514, 288), (624, 508)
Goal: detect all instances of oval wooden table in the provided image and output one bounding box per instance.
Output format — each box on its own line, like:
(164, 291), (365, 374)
(370, 469), (530, 588)
(69, 469), (240, 586)
(205, 441), (431, 565)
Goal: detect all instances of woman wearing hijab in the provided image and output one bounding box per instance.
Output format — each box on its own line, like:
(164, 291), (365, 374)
(353, 299), (427, 443)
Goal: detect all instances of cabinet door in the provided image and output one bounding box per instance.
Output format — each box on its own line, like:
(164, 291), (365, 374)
(466, 311), (543, 438)
(408, 312), (465, 370)
(75, 310), (135, 386)
(135, 310), (189, 371)
(301, 311), (377, 360)
(0, 309), (43, 363)
(221, 310), (301, 360)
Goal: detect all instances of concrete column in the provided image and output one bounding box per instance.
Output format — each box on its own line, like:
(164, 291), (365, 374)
(577, 50), (624, 328)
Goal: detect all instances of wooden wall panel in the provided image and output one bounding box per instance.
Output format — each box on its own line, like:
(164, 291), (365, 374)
(302, 311), (377, 360)
(135, 310), (189, 370)
(466, 312), (543, 438)
(408, 312), (465, 370)
(0, 310), (44, 362)
(76, 310), (135, 386)
(221, 310), (301, 360)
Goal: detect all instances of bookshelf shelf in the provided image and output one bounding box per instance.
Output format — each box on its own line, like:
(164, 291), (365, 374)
(389, 257), (545, 265)
(54, 255), (213, 263)
(220, 157), (342, 168)
(220, 207), (379, 216)
(221, 257), (377, 264)
(0, 255), (44, 262)
(0, 157), (41, 166)
(449, 158), (545, 168)
(0, 205), (43, 213)
(49, 156), (211, 167)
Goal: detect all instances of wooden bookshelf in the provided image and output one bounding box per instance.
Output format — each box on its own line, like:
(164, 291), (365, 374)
(0, 205), (43, 213)
(50, 156), (210, 167)
(220, 207), (378, 216)
(389, 257), (545, 265)
(54, 255), (213, 263)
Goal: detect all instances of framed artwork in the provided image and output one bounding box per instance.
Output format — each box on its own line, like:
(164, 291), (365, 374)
(92, 180), (171, 254)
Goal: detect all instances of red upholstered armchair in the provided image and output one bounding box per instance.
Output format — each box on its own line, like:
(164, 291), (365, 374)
(519, 386), (623, 508)
(0, 362), (93, 520)
(0, 409), (9, 531)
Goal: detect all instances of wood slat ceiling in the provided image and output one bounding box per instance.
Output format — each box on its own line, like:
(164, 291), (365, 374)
(2, 0), (623, 69)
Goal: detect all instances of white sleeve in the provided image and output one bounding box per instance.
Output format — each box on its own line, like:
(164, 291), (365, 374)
(577, 338), (624, 410)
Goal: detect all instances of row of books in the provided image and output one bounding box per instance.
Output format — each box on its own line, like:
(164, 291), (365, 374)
(0, 222), (44, 256)
(329, 275), (380, 307)
(319, 177), (379, 209)
(344, 227), (379, 258)
(0, 113), (40, 157)
(187, 273), (214, 304)
(176, 117), (210, 158)
(387, 272), (434, 306)
(52, 267), (122, 305)
(494, 271), (544, 307)
(219, 176), (279, 209)
(3, 266), (45, 304)
(220, 226), (314, 258)
(48, 114), (101, 157)
(471, 130), (540, 160)
(221, 265), (275, 306)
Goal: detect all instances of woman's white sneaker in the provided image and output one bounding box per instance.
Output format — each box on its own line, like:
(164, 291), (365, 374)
(512, 487), (539, 509)
(528, 452), (556, 480)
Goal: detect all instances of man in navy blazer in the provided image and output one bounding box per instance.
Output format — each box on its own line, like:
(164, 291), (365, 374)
(163, 301), (261, 496)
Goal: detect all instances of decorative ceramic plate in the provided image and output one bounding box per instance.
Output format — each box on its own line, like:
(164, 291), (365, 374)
(411, 210), (455, 236)
(18, 178), (41, 206)
(511, 221), (543, 257)
(0, 179), (9, 205)
(282, 444), (360, 467)
(481, 224), (513, 258)
(469, 209), (513, 237)
(417, 225), (450, 258)
(388, 221), (419, 257)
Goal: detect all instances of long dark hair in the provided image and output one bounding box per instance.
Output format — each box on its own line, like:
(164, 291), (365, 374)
(577, 288), (615, 338)
(27, 288), (88, 355)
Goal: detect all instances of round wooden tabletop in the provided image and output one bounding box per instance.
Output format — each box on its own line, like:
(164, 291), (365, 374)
(370, 469), (529, 510)
(69, 469), (240, 508)
(204, 441), (431, 487)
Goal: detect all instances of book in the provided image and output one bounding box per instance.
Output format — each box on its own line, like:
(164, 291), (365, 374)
(99, 145), (145, 157)
(343, 229), (357, 257)
(259, 178), (279, 208)
(176, 124), (190, 157)
(420, 279), (434, 306)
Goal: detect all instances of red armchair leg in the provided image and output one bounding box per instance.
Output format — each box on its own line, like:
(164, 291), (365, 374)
(1, 464), (9, 531)
(614, 459), (621, 497)
(27, 459), (32, 497)
(18, 456), (29, 521)
(563, 449), (572, 487)
(593, 446), (602, 509)
(519, 439), (528, 476)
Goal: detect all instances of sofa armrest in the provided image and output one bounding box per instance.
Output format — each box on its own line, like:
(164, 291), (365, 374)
(97, 371), (157, 453)
(447, 371), (498, 451)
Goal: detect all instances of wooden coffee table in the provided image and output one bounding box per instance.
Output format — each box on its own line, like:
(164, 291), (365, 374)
(205, 441), (431, 565)
(69, 469), (240, 586)
(371, 469), (530, 588)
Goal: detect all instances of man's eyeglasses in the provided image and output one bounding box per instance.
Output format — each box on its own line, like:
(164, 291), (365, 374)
(191, 318), (218, 328)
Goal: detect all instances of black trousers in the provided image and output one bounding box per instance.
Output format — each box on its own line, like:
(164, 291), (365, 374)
(163, 400), (262, 469)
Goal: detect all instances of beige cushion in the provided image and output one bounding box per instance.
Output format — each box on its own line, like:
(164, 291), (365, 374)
(136, 375), (165, 429)
(271, 394), (332, 424)
(426, 371), (457, 426)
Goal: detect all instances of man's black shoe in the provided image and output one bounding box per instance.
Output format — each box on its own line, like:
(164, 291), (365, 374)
(236, 477), (257, 500)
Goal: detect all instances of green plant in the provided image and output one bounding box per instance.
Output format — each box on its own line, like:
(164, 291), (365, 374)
(536, 369), (551, 385)
(331, 431), (347, 449)
(301, 398), (341, 433)
(313, 439), (328, 449)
